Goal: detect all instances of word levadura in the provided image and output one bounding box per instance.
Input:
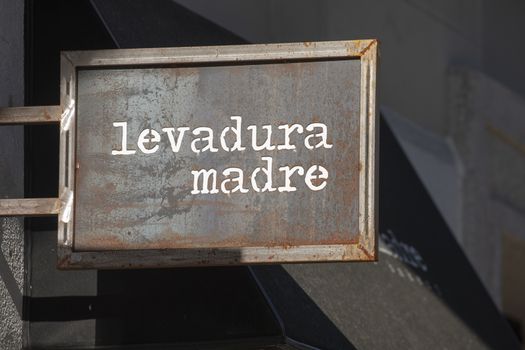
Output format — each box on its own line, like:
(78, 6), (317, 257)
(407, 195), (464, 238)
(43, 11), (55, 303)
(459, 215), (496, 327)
(111, 116), (334, 195)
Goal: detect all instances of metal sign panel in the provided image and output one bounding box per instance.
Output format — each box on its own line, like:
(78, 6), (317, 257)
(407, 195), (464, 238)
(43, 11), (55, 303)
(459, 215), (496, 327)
(57, 40), (378, 268)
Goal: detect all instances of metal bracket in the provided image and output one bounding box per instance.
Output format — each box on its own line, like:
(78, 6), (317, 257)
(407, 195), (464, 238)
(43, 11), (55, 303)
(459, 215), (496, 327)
(58, 188), (74, 223)
(0, 105), (62, 217)
(60, 99), (75, 131)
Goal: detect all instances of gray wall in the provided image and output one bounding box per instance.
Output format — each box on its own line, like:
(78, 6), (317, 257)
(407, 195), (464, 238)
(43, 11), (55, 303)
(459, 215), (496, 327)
(483, 0), (525, 99)
(174, 0), (484, 136)
(0, 0), (25, 348)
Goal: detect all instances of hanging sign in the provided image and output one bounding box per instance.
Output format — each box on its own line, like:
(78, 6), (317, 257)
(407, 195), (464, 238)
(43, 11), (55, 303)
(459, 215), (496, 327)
(56, 40), (378, 268)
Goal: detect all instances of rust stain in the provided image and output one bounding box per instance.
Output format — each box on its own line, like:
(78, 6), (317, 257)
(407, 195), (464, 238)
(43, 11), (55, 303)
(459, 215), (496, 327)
(76, 227), (361, 251)
(359, 39), (378, 57)
(486, 123), (525, 156)
(358, 244), (375, 260)
(186, 199), (237, 207)
(346, 40), (361, 57)
(57, 254), (71, 269)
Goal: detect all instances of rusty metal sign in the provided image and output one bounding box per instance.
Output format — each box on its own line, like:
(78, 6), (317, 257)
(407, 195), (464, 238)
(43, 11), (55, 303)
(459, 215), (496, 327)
(1, 40), (378, 269)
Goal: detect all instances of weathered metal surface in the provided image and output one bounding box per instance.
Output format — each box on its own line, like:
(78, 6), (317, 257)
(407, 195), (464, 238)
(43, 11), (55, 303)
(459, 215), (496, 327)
(0, 198), (61, 217)
(56, 40), (378, 268)
(0, 106), (61, 125)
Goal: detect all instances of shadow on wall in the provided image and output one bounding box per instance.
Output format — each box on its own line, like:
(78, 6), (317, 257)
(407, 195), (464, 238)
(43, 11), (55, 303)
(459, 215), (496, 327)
(25, 265), (284, 345)
(24, 265), (355, 348)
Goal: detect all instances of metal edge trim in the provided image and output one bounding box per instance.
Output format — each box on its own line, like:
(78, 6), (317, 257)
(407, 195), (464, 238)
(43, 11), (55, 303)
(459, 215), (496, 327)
(63, 40), (376, 67)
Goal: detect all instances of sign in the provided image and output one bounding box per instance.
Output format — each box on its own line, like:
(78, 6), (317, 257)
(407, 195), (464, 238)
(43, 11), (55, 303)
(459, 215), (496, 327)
(56, 40), (378, 268)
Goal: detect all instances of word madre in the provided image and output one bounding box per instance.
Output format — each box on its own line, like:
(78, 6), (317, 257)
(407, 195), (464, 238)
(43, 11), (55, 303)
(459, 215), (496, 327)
(111, 116), (334, 195)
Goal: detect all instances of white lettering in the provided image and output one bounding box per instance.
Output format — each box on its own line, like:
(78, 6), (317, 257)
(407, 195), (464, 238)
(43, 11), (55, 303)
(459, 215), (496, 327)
(112, 122), (136, 155)
(137, 128), (160, 154)
(278, 166), (305, 192)
(191, 127), (218, 153)
(162, 127), (189, 153)
(220, 116), (246, 152)
(111, 117), (335, 195)
(304, 123), (333, 150)
(277, 124), (303, 150)
(247, 124), (276, 151)
(250, 156), (276, 192)
(191, 169), (219, 194)
(221, 168), (249, 194)
(304, 165), (328, 191)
